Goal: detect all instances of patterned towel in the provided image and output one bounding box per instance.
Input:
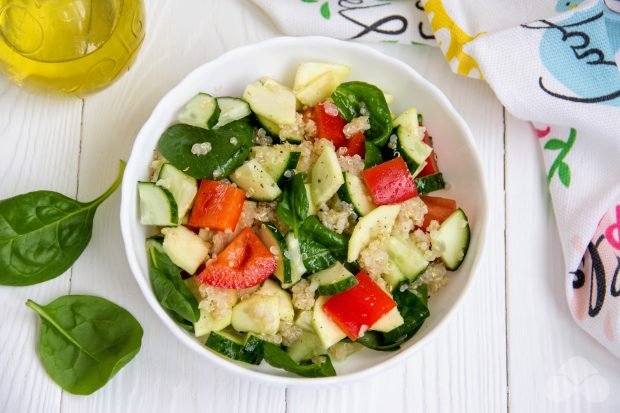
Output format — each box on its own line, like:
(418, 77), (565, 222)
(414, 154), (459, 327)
(252, 0), (620, 357)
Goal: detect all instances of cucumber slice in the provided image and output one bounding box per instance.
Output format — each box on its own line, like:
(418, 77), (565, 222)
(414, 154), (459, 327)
(258, 279), (295, 322)
(230, 159), (282, 201)
(178, 93), (220, 129)
(393, 108), (432, 172)
(231, 294), (280, 335)
(312, 296), (347, 349)
(382, 259), (408, 288)
(214, 97), (251, 128)
(258, 224), (292, 285)
(432, 208), (470, 270)
(287, 330), (326, 362)
(370, 307), (404, 332)
(205, 330), (264, 365)
(256, 115), (280, 138)
(387, 236), (429, 282)
(295, 310), (314, 332)
(311, 145), (344, 205)
(293, 62), (350, 107)
(309, 262), (357, 296)
(347, 204), (401, 262)
(338, 172), (375, 216)
(305, 183), (317, 216)
(249, 145), (301, 185)
(243, 78), (297, 126)
(138, 182), (178, 226)
(161, 225), (209, 275)
(158, 163), (198, 220)
(194, 306), (233, 337)
(414, 173), (445, 195)
(285, 232), (306, 286)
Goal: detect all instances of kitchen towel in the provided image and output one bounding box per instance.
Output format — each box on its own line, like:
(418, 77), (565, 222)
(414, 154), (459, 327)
(252, 0), (620, 357)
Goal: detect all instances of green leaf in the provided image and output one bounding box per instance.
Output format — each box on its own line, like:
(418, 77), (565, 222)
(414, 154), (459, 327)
(276, 192), (295, 228)
(298, 216), (349, 273)
(262, 342), (336, 377)
(158, 121), (253, 179)
(0, 161), (125, 286)
(26, 295), (143, 395)
(331, 82), (393, 146)
(320, 2), (331, 19)
(558, 162), (571, 188)
(147, 242), (200, 323)
(289, 173), (309, 234)
(364, 141), (384, 168)
(544, 138), (565, 151)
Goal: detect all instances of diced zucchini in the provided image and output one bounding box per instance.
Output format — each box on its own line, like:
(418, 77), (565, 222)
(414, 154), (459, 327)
(284, 232), (306, 287)
(393, 108), (432, 172)
(432, 208), (470, 270)
(231, 294), (280, 335)
(287, 330), (326, 362)
(293, 62), (350, 107)
(309, 262), (357, 296)
(311, 145), (344, 205)
(256, 115), (280, 137)
(138, 182), (178, 226)
(295, 310), (313, 332)
(161, 225), (209, 274)
(347, 204), (401, 262)
(258, 224), (292, 285)
(415, 172), (445, 195)
(312, 296), (347, 349)
(178, 93), (220, 129)
(370, 307), (404, 332)
(214, 97), (251, 128)
(157, 164), (198, 220)
(243, 78), (297, 126)
(338, 172), (375, 216)
(230, 159), (282, 201)
(387, 236), (429, 283)
(194, 307), (233, 337)
(205, 330), (264, 365)
(258, 279), (295, 322)
(382, 259), (408, 288)
(249, 145), (300, 185)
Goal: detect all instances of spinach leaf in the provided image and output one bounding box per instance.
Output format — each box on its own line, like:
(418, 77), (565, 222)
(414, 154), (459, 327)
(147, 241), (200, 324)
(364, 141), (384, 168)
(262, 342), (336, 377)
(331, 81), (392, 147)
(353, 284), (430, 351)
(158, 120), (253, 179)
(26, 295), (143, 395)
(275, 172), (308, 235)
(0, 161), (125, 286)
(298, 216), (350, 273)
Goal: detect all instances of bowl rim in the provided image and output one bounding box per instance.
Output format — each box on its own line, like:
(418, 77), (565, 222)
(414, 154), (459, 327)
(120, 35), (489, 386)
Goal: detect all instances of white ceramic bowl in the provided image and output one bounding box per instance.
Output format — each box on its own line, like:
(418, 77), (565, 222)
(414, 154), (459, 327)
(120, 36), (488, 385)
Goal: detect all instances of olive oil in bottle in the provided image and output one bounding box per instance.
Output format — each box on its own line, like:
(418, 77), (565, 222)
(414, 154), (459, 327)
(0, 0), (145, 95)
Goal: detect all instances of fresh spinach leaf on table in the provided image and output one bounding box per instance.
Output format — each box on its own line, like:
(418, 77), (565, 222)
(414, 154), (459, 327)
(331, 81), (392, 147)
(26, 295), (143, 395)
(262, 342), (336, 378)
(0, 161), (125, 286)
(158, 120), (253, 179)
(354, 284), (430, 351)
(146, 239), (200, 325)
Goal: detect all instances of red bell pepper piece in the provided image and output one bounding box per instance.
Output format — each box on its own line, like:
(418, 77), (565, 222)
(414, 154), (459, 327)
(314, 102), (347, 147)
(196, 227), (276, 289)
(188, 180), (245, 232)
(345, 132), (365, 157)
(418, 131), (440, 177)
(362, 157), (418, 205)
(420, 195), (457, 229)
(323, 272), (397, 340)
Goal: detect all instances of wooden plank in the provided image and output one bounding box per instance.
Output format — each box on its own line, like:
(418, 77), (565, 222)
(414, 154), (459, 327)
(505, 114), (620, 412)
(287, 44), (508, 413)
(0, 78), (82, 413)
(60, 1), (284, 412)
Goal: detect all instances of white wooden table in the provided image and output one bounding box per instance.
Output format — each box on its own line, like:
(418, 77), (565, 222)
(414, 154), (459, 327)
(1, 1), (618, 412)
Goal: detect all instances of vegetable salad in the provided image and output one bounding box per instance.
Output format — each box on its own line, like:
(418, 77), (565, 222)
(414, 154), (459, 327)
(137, 62), (471, 377)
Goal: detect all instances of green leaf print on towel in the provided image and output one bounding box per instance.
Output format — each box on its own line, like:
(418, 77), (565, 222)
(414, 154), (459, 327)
(544, 128), (576, 188)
